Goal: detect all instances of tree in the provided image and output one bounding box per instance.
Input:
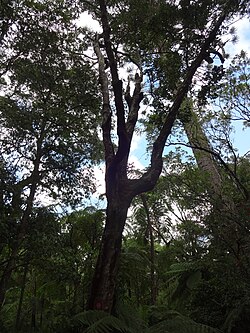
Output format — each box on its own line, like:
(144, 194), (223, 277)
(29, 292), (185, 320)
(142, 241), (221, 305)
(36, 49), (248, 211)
(87, 0), (247, 313)
(201, 51), (250, 126)
(0, 0), (101, 308)
(0, 206), (105, 332)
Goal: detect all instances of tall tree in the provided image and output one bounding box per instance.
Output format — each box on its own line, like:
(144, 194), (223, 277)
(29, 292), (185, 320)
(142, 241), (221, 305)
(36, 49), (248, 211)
(0, 0), (101, 308)
(178, 54), (250, 273)
(87, 0), (246, 313)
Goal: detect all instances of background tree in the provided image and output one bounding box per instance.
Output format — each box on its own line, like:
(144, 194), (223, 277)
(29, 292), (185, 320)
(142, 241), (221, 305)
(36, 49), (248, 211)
(0, 0), (101, 309)
(0, 206), (104, 332)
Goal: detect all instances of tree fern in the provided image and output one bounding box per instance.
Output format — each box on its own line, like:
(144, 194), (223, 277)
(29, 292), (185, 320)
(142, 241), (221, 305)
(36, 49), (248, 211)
(167, 262), (195, 274)
(162, 261), (202, 308)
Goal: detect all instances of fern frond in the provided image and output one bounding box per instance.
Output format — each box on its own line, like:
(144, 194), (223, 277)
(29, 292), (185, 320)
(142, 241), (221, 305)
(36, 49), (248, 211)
(85, 315), (132, 333)
(146, 320), (171, 333)
(167, 262), (195, 274)
(72, 310), (132, 333)
(114, 299), (148, 332)
(147, 318), (222, 333)
(148, 307), (222, 333)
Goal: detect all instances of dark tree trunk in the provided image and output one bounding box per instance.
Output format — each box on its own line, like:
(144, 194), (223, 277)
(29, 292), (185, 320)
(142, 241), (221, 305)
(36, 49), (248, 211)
(15, 262), (29, 330)
(0, 253), (16, 307)
(31, 277), (37, 332)
(88, 196), (131, 311)
(39, 296), (45, 330)
(141, 194), (157, 305)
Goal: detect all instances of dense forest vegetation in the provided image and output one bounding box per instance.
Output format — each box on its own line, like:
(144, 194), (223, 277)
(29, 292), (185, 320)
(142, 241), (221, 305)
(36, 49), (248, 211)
(0, 0), (250, 332)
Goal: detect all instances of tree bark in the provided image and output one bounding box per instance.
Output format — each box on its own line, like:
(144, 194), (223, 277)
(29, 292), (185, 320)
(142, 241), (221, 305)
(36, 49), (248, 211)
(182, 102), (250, 276)
(181, 106), (222, 197)
(182, 104), (249, 201)
(88, 195), (132, 311)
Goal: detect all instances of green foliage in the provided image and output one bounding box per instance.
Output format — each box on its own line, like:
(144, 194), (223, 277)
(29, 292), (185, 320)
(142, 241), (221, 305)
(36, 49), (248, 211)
(0, 206), (105, 332)
(73, 310), (132, 333)
(70, 305), (222, 333)
(0, 0), (102, 210)
(148, 307), (222, 333)
(127, 146), (250, 331)
(198, 52), (250, 128)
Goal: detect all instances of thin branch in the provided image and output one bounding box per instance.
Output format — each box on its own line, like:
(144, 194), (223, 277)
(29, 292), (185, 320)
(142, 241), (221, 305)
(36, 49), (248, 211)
(169, 141), (249, 200)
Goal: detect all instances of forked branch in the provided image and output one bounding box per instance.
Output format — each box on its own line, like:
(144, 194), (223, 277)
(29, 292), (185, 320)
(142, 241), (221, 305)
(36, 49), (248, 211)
(98, 0), (129, 162)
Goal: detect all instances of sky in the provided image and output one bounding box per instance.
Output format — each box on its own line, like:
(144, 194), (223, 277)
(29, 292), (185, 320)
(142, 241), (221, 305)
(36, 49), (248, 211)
(79, 10), (250, 202)
(224, 17), (250, 157)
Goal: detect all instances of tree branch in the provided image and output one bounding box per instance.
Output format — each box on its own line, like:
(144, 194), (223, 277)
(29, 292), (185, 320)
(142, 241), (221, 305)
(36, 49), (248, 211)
(126, 72), (144, 141)
(98, 0), (129, 163)
(93, 37), (114, 164)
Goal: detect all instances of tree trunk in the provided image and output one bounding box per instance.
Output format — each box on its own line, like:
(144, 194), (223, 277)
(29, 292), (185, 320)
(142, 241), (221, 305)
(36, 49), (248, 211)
(181, 106), (222, 197)
(141, 194), (157, 305)
(182, 103), (250, 276)
(15, 262), (29, 330)
(0, 255), (14, 308)
(88, 195), (131, 312)
(31, 276), (37, 332)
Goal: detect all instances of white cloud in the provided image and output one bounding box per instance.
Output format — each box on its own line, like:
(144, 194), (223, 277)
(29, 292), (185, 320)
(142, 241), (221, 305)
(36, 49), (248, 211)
(78, 12), (102, 32)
